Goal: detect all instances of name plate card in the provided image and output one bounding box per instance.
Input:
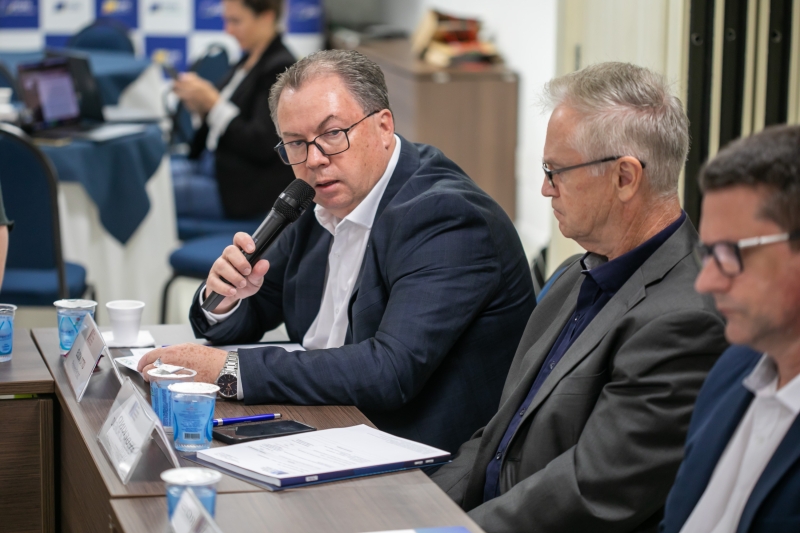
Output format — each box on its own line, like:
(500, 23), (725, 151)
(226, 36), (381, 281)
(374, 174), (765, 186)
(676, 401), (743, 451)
(98, 378), (157, 484)
(64, 313), (106, 402)
(171, 488), (224, 533)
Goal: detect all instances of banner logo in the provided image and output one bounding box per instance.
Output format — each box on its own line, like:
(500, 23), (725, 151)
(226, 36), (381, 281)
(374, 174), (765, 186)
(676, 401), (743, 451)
(96, 0), (136, 27)
(0, 0), (38, 27)
(194, 0), (222, 30)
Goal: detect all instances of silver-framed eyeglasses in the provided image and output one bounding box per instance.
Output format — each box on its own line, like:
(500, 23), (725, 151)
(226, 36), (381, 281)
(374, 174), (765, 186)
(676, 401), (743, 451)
(695, 231), (800, 277)
(274, 110), (380, 166)
(542, 156), (647, 187)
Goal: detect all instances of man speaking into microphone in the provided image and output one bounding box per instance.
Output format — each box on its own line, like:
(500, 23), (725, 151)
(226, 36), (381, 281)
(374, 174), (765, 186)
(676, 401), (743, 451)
(139, 50), (534, 453)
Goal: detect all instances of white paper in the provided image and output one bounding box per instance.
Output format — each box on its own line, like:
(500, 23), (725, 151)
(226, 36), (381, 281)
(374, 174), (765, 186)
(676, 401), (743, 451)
(114, 347), (156, 372)
(64, 314), (107, 402)
(171, 488), (224, 533)
(197, 424), (449, 485)
(102, 394), (154, 479)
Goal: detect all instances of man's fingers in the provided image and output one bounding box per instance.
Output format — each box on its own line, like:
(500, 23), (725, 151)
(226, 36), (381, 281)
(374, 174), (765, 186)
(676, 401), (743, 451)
(233, 232), (256, 254)
(222, 244), (253, 278)
(141, 364), (155, 381)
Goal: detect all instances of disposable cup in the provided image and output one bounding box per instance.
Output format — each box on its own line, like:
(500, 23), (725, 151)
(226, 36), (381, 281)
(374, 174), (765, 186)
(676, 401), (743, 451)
(54, 299), (97, 355)
(105, 300), (145, 346)
(148, 367), (196, 427)
(169, 382), (219, 451)
(0, 304), (16, 362)
(160, 467), (222, 518)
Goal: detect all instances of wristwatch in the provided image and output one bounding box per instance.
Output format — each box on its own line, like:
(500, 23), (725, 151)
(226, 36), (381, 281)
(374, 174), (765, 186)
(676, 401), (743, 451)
(216, 351), (239, 399)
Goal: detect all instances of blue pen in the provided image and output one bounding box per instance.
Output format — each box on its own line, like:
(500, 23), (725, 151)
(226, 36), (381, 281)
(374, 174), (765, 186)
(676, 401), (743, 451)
(212, 413), (281, 427)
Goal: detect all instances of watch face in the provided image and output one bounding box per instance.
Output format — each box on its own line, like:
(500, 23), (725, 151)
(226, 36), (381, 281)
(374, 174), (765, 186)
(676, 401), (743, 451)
(217, 373), (238, 398)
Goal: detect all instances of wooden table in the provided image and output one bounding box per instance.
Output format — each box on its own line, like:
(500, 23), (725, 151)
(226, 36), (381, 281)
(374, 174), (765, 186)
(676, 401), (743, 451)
(32, 325), (483, 533)
(0, 329), (55, 533)
(111, 470), (482, 533)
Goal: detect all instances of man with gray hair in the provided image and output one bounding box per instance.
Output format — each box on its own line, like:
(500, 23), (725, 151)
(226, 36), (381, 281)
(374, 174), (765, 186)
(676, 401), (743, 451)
(431, 62), (728, 532)
(139, 49), (535, 454)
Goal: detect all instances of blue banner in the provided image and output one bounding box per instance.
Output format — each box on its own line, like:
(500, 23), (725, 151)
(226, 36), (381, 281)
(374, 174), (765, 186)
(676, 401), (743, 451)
(286, 0), (322, 34)
(145, 35), (187, 72)
(96, 0), (137, 28)
(45, 33), (71, 48)
(194, 0), (222, 30)
(0, 0), (39, 28)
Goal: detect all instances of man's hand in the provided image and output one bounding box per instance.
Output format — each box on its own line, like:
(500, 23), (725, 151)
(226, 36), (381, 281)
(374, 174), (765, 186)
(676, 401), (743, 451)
(138, 344), (228, 384)
(204, 232), (270, 314)
(173, 72), (220, 115)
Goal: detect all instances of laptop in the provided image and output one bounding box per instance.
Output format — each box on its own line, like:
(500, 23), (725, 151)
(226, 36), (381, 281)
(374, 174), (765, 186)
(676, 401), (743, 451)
(16, 58), (146, 141)
(44, 49), (163, 124)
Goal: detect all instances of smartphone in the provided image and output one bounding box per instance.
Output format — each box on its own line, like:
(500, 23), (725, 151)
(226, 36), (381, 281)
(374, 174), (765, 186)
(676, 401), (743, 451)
(212, 420), (316, 444)
(163, 64), (179, 81)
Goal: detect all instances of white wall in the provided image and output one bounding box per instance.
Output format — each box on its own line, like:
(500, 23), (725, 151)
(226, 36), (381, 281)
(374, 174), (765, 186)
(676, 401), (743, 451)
(381, 1), (558, 255)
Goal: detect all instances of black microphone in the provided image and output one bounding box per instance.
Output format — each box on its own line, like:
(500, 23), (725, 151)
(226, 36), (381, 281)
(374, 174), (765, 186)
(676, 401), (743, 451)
(202, 179), (316, 312)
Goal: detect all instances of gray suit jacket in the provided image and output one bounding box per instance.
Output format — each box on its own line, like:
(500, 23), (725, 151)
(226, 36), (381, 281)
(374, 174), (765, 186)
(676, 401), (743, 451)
(432, 219), (728, 533)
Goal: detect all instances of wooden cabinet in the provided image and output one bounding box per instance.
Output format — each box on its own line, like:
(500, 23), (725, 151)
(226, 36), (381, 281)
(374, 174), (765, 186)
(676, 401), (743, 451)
(0, 330), (55, 533)
(357, 39), (519, 220)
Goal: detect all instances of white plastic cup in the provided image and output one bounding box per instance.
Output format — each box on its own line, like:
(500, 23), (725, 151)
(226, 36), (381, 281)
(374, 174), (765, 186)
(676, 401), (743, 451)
(105, 300), (145, 346)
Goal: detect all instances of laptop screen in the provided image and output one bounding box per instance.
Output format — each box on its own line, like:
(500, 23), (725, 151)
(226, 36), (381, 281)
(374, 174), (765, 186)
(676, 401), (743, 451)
(17, 58), (81, 129)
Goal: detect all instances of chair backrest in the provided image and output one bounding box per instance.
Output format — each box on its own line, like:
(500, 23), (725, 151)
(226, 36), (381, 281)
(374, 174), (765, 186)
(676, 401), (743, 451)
(536, 253), (584, 304)
(0, 62), (19, 101)
(192, 44), (230, 86)
(68, 19), (135, 54)
(168, 45), (231, 148)
(0, 124), (67, 297)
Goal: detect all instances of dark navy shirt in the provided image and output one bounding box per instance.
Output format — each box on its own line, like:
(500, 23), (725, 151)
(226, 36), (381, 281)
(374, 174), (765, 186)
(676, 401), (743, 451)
(483, 211), (687, 502)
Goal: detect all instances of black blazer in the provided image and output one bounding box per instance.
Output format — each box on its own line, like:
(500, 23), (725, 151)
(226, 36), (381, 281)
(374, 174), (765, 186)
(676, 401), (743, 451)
(190, 36), (295, 219)
(190, 139), (536, 453)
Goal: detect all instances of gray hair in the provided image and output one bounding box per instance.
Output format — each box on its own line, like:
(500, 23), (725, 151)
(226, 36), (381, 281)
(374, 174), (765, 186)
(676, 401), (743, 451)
(542, 62), (689, 196)
(269, 49), (391, 131)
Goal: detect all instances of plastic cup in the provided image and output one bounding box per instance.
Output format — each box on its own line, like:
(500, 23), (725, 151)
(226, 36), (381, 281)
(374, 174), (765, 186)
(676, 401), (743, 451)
(54, 299), (97, 356)
(105, 300), (145, 346)
(148, 367), (196, 427)
(160, 467), (222, 518)
(0, 304), (17, 362)
(169, 382), (219, 451)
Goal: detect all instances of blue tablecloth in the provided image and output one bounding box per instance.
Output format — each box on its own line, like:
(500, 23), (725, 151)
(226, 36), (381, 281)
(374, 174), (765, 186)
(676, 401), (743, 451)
(0, 49), (150, 105)
(40, 124), (166, 244)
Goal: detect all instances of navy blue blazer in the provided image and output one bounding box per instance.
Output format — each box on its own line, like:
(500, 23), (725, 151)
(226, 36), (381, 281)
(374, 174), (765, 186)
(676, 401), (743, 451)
(661, 345), (800, 533)
(189, 138), (536, 453)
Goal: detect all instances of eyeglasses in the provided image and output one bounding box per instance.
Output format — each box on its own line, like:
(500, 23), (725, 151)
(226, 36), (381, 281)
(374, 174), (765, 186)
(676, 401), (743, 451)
(542, 156), (647, 187)
(274, 110), (380, 166)
(695, 231), (800, 277)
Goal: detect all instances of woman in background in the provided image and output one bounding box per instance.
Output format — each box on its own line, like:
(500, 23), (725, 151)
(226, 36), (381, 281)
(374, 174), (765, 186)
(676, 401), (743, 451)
(173, 0), (295, 220)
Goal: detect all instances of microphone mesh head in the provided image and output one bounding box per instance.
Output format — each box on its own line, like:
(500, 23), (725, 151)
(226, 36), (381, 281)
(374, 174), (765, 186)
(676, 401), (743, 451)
(273, 179), (316, 222)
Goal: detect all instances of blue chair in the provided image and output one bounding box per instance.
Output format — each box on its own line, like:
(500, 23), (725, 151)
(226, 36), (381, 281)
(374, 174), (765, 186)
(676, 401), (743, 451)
(69, 19), (135, 54)
(169, 44), (230, 147)
(0, 62), (19, 101)
(535, 253), (583, 304)
(161, 234), (232, 323)
(0, 124), (91, 306)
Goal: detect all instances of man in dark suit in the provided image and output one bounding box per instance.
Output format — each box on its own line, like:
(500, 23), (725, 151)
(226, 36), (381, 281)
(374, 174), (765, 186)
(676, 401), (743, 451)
(140, 50), (535, 454)
(431, 62), (728, 532)
(660, 125), (800, 533)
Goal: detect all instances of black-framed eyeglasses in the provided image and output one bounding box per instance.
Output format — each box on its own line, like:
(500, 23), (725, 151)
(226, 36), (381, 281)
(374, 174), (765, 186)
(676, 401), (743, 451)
(695, 231), (800, 277)
(274, 110), (380, 166)
(542, 156), (647, 187)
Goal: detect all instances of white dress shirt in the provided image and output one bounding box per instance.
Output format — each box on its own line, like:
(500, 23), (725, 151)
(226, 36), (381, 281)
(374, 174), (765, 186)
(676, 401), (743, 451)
(301, 135), (400, 349)
(204, 67), (249, 151)
(199, 135), (401, 398)
(679, 355), (800, 533)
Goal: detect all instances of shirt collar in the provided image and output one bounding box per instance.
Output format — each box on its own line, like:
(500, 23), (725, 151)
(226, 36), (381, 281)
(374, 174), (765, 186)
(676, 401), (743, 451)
(315, 135), (401, 235)
(743, 354), (800, 414)
(579, 211), (687, 295)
